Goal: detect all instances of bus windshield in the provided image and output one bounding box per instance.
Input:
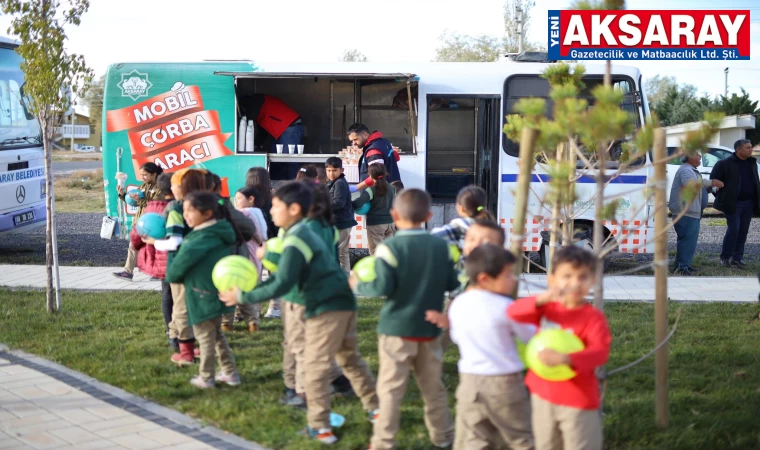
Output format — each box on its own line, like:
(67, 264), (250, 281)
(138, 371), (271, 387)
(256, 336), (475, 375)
(0, 45), (41, 150)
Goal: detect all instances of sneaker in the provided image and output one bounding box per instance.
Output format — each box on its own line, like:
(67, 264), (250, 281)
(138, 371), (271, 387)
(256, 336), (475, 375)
(730, 259), (747, 269)
(720, 258), (731, 267)
(264, 307), (280, 319)
(248, 323), (259, 333)
(215, 372), (241, 386)
(672, 267), (693, 276)
(190, 376), (215, 389)
(368, 409), (379, 424)
(280, 388), (298, 404)
(285, 393), (307, 409)
(687, 266), (699, 273)
(433, 441), (453, 449)
(112, 271), (133, 280)
(301, 427), (337, 444)
(234, 315), (244, 324)
(331, 375), (355, 398)
(221, 324), (233, 332)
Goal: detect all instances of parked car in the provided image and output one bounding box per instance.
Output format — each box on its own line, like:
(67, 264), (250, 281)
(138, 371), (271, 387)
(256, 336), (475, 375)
(665, 145), (734, 206)
(667, 144), (760, 207)
(75, 145), (96, 153)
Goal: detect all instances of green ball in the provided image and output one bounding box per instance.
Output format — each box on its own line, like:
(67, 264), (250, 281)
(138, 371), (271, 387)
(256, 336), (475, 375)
(525, 328), (585, 381)
(212, 255), (258, 293)
(449, 243), (461, 263)
(262, 237), (284, 273)
(353, 256), (377, 282)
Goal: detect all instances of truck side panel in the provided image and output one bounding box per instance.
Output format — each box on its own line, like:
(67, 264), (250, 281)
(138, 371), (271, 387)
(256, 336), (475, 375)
(102, 62), (263, 229)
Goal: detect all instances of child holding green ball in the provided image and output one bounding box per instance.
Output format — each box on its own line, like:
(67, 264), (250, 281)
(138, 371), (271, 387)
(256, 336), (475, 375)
(507, 246), (611, 450)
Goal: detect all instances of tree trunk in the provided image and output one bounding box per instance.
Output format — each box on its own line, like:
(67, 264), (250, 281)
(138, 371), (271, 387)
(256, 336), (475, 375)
(549, 143), (565, 268)
(41, 113), (54, 313)
(653, 128), (669, 428)
(509, 127), (538, 299)
(593, 63), (612, 310)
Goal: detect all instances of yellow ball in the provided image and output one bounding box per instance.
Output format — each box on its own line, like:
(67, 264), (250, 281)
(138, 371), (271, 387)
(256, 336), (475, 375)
(262, 237), (284, 273)
(353, 256), (377, 282)
(212, 255), (258, 293)
(525, 329), (585, 381)
(449, 243), (461, 263)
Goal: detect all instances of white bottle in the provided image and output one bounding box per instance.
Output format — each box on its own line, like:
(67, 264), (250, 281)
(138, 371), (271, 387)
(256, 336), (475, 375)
(245, 120), (255, 153)
(238, 116), (247, 153)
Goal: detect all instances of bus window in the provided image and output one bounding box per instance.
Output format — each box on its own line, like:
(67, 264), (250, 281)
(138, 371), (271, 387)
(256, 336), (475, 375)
(502, 75), (644, 168)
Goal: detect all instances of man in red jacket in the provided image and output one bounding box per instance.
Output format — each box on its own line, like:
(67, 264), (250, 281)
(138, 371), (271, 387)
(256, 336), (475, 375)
(507, 245), (610, 450)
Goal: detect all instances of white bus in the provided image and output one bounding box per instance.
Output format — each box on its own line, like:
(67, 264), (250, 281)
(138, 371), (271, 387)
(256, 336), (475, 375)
(103, 58), (652, 259)
(0, 36), (45, 235)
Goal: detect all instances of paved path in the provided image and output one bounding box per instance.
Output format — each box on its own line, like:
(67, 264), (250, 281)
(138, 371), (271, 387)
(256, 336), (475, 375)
(0, 265), (757, 303)
(0, 345), (266, 450)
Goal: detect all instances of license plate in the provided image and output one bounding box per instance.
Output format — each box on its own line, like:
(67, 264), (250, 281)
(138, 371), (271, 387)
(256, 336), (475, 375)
(13, 212), (34, 226)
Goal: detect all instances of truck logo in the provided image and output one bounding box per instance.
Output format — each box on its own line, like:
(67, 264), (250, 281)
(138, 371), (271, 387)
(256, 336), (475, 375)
(117, 70), (153, 101)
(16, 185), (25, 203)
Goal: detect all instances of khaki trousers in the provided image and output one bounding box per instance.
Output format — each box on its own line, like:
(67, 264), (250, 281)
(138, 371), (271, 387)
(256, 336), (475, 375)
(338, 228), (351, 274)
(371, 335), (454, 450)
(531, 394), (602, 450)
(124, 242), (137, 274)
(281, 302), (343, 391)
(366, 223), (395, 255)
(168, 283), (194, 341)
(221, 303), (260, 327)
(454, 373), (534, 450)
(304, 310), (378, 429)
(192, 316), (237, 381)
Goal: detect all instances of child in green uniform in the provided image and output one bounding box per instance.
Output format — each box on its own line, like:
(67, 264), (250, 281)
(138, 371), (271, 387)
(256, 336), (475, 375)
(220, 181), (378, 444)
(350, 189), (460, 450)
(278, 181), (354, 407)
(165, 191), (242, 389)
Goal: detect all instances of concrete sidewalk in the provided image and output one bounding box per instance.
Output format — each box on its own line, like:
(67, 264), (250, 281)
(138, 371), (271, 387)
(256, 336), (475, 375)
(1, 264), (757, 302)
(0, 345), (266, 450)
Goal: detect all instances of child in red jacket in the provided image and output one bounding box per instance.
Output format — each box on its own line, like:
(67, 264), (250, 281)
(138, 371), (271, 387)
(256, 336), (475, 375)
(507, 246), (611, 450)
(131, 173), (175, 348)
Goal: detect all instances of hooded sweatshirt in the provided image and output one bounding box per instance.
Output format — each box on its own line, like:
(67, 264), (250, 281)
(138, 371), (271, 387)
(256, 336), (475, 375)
(164, 219), (236, 326)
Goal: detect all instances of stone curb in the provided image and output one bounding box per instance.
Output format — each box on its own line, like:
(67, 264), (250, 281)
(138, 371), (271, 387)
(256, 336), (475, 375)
(0, 344), (269, 450)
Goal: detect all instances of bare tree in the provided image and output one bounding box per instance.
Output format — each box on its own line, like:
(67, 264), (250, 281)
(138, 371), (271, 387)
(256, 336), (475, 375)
(340, 49), (368, 62)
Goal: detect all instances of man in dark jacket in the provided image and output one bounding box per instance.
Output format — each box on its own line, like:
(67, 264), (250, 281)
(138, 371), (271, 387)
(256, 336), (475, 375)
(325, 157), (356, 274)
(347, 123), (402, 192)
(710, 139), (760, 268)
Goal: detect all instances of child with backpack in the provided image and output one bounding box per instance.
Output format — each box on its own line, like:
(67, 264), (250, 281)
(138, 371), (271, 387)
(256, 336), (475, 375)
(351, 162), (396, 255)
(131, 173), (174, 348)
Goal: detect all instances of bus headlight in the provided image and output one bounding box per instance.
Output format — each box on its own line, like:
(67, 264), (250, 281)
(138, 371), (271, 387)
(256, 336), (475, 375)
(40, 179), (45, 198)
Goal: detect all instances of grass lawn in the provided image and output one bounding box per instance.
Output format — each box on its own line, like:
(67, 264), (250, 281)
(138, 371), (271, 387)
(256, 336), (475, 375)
(0, 289), (759, 449)
(607, 251), (760, 278)
(54, 169), (105, 213)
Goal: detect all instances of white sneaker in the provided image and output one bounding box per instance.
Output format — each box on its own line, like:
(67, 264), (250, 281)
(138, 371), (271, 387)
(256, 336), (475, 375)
(214, 372), (241, 386)
(189, 376), (215, 389)
(264, 307), (280, 319)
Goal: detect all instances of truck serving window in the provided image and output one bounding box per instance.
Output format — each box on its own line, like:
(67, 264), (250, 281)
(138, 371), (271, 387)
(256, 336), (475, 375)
(502, 75), (643, 167)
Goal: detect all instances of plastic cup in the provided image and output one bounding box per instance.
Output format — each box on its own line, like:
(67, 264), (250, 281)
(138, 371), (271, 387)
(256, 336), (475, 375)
(276, 144), (283, 154)
(288, 145), (296, 154)
(297, 145), (304, 154)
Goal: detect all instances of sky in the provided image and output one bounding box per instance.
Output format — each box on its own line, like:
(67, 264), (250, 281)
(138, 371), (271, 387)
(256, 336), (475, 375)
(1, 0), (758, 112)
